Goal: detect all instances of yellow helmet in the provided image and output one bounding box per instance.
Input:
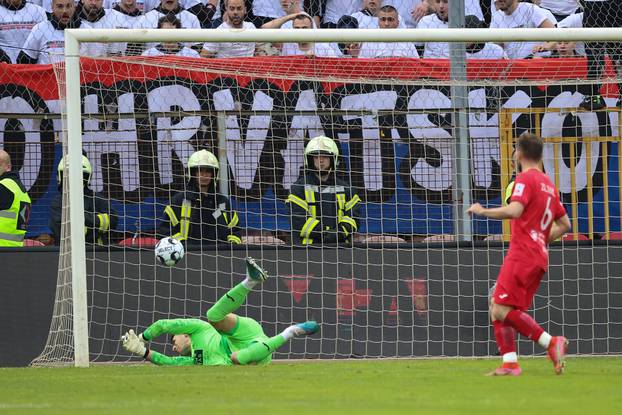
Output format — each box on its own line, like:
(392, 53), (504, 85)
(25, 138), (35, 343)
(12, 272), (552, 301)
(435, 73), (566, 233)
(57, 155), (92, 184)
(187, 149), (219, 180)
(304, 135), (339, 168)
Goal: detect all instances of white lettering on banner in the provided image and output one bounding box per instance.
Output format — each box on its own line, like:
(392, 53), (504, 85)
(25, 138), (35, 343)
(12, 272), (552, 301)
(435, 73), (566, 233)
(83, 93), (140, 192)
(0, 80), (610, 200)
(0, 96), (41, 190)
(147, 85), (199, 185)
(340, 91), (397, 192)
(214, 89), (270, 190)
(281, 89), (323, 191)
(541, 92), (600, 193)
(407, 89), (454, 191)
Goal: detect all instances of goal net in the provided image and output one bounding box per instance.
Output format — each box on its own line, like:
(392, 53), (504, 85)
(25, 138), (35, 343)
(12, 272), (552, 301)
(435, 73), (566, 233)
(31, 28), (622, 366)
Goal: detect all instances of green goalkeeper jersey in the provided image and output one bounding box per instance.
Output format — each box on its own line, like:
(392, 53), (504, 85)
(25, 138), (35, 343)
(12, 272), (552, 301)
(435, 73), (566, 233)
(142, 318), (233, 366)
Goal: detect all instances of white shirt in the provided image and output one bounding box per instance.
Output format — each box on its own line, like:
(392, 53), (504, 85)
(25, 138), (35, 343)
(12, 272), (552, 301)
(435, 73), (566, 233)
(467, 43), (508, 59)
(104, 0), (148, 12)
(539, 0), (579, 17)
(142, 45), (200, 56)
(323, 0), (359, 24)
(82, 9), (132, 56)
(107, 6), (143, 28)
(350, 10), (407, 29)
(358, 41), (419, 58)
(202, 21), (256, 57)
(490, 3), (556, 59)
(557, 12), (582, 28)
(138, 8), (201, 29)
(384, 0), (423, 28)
(417, 13), (449, 58)
(281, 42), (340, 57)
(21, 19), (89, 64)
(0, 2), (47, 63)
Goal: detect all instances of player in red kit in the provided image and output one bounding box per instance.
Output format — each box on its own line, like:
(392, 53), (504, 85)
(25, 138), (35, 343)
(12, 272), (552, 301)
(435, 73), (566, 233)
(468, 133), (572, 376)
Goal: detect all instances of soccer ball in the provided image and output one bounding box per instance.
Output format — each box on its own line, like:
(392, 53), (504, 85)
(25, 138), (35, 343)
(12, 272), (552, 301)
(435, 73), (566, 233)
(155, 237), (185, 266)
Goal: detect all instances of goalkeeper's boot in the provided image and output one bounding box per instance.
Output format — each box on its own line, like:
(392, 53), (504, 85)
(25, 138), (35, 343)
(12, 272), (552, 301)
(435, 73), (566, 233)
(547, 336), (568, 375)
(293, 321), (320, 337)
(245, 257), (268, 283)
(487, 362), (522, 376)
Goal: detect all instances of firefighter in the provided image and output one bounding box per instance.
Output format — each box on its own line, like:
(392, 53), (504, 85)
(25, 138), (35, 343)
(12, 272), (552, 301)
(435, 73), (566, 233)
(49, 154), (117, 245)
(287, 136), (361, 245)
(158, 149), (242, 245)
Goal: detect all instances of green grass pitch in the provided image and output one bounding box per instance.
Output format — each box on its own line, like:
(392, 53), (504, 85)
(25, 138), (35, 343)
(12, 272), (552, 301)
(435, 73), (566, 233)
(1, 357), (620, 414)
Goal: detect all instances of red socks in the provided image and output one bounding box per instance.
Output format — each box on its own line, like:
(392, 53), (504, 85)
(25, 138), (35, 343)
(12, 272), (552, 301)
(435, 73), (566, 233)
(493, 320), (516, 355)
(504, 309), (545, 342)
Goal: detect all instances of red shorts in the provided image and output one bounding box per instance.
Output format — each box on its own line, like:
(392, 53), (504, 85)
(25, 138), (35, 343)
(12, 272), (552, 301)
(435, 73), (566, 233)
(493, 258), (545, 311)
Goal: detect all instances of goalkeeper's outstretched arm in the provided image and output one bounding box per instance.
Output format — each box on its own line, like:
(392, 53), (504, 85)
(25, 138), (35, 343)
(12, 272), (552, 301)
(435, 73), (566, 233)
(121, 328), (197, 366)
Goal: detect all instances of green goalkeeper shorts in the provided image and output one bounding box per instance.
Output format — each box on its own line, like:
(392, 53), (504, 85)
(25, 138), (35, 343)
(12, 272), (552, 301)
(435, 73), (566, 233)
(225, 316), (272, 364)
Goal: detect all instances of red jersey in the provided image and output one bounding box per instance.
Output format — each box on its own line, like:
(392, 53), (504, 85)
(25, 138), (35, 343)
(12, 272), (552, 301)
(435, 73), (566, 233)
(506, 168), (567, 269)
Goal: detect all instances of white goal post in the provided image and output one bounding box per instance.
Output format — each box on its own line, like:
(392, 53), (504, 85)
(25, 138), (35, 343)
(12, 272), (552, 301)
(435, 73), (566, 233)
(59, 27), (622, 367)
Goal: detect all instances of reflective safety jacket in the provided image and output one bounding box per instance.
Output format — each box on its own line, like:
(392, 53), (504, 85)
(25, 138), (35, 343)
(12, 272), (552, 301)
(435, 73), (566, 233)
(158, 183), (241, 245)
(286, 172), (361, 245)
(49, 187), (117, 245)
(0, 172), (31, 247)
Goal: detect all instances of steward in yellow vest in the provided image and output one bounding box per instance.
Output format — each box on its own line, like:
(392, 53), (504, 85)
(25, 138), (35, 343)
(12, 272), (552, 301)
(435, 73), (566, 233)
(0, 150), (31, 247)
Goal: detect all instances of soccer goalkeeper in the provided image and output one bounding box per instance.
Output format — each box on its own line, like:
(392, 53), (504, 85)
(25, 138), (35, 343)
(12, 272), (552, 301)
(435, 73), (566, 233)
(121, 257), (319, 365)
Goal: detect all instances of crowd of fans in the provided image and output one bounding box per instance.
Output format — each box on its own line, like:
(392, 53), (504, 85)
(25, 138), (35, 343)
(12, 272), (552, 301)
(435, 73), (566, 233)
(0, 0), (596, 63)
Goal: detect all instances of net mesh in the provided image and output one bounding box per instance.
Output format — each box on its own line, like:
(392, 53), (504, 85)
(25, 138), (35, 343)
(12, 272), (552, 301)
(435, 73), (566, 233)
(24, 29), (622, 365)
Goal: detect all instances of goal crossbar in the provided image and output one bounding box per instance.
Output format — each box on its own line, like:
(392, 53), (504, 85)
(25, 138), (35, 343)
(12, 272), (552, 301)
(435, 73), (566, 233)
(66, 28), (622, 44)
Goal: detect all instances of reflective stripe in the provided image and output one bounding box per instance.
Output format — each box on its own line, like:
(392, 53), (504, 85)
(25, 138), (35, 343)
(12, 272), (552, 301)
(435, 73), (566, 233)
(97, 214), (110, 232)
(344, 194), (361, 211)
(304, 190), (317, 218)
(175, 200), (193, 241)
(340, 225), (349, 237)
(0, 232), (24, 242)
(286, 194), (308, 211)
(0, 210), (17, 219)
(336, 193), (346, 221)
(300, 217), (320, 239)
(301, 237), (313, 245)
(164, 206), (179, 227)
(339, 215), (358, 231)
(228, 212), (239, 228)
(227, 234), (242, 244)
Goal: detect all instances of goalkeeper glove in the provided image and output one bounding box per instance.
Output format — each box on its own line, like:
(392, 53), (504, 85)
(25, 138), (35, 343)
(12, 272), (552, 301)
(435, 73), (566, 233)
(121, 329), (148, 358)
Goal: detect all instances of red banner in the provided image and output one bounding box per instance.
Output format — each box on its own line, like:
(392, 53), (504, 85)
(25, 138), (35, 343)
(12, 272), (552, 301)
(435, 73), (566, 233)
(0, 56), (615, 101)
